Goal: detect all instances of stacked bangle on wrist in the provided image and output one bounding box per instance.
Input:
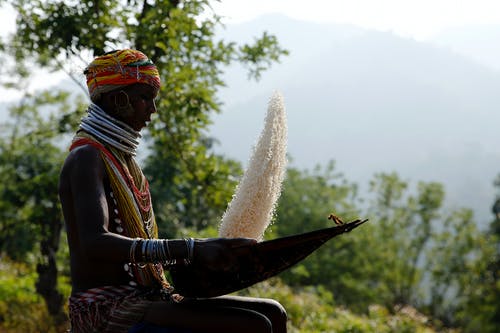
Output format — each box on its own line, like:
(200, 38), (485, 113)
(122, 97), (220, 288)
(129, 238), (141, 263)
(129, 238), (193, 266)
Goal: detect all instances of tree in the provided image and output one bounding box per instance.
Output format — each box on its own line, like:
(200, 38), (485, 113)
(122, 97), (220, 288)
(273, 162), (375, 309)
(3, 0), (287, 320)
(274, 167), (487, 328)
(274, 161), (360, 238)
(276, 170), (434, 310)
(7, 0), (288, 235)
(491, 174), (500, 235)
(456, 176), (500, 332)
(360, 172), (489, 329)
(0, 90), (85, 324)
(365, 173), (444, 307)
(426, 207), (491, 330)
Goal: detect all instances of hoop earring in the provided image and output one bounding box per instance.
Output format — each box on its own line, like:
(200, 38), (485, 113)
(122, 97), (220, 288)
(114, 91), (134, 116)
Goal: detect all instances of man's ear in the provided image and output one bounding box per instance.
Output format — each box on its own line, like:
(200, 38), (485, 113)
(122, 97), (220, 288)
(114, 90), (131, 107)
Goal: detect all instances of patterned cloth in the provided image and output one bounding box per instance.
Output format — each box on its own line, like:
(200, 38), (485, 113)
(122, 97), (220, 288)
(69, 285), (154, 333)
(84, 49), (161, 102)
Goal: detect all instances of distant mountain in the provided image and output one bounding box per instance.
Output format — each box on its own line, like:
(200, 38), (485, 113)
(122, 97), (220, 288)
(430, 24), (500, 72)
(1, 14), (497, 226)
(209, 14), (500, 226)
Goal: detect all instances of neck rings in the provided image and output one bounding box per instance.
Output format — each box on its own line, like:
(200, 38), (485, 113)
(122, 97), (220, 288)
(79, 103), (141, 156)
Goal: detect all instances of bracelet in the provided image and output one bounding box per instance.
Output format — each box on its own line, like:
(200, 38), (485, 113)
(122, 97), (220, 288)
(189, 238), (195, 263)
(183, 237), (194, 265)
(155, 240), (162, 263)
(136, 238), (196, 265)
(164, 239), (175, 266)
(148, 239), (154, 262)
(129, 238), (141, 263)
(159, 239), (167, 263)
(141, 239), (148, 263)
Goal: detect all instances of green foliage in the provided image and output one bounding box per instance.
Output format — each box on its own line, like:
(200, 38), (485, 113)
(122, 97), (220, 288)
(7, 0), (287, 235)
(424, 209), (483, 325)
(0, 91), (77, 258)
(358, 172), (491, 328)
(273, 167), (491, 329)
(242, 279), (455, 333)
(274, 161), (378, 309)
(12, 0), (124, 62)
(0, 0), (496, 331)
(457, 176), (500, 332)
(0, 258), (68, 333)
(275, 161), (359, 237)
(0, 90), (86, 323)
(2, 0), (288, 326)
(364, 173), (444, 306)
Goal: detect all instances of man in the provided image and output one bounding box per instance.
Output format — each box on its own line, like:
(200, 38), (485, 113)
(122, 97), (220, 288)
(59, 49), (287, 333)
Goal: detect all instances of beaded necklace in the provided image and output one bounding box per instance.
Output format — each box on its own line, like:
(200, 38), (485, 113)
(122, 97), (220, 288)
(71, 105), (169, 288)
(71, 137), (153, 226)
(70, 136), (166, 288)
(77, 104), (151, 214)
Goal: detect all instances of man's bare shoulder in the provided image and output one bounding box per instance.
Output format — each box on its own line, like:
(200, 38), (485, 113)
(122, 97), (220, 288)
(63, 144), (104, 167)
(60, 144), (105, 186)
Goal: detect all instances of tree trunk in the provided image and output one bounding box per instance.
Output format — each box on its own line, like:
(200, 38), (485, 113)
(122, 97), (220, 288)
(36, 216), (65, 325)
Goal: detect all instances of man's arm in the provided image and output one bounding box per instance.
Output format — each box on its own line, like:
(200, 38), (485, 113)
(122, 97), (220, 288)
(61, 145), (256, 267)
(65, 145), (132, 262)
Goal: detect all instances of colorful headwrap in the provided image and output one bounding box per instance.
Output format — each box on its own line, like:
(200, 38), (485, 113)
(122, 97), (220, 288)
(84, 49), (161, 102)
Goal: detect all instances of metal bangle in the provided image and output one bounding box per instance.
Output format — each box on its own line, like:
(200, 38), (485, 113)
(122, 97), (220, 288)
(150, 239), (155, 262)
(147, 239), (154, 262)
(164, 239), (175, 265)
(153, 239), (159, 262)
(183, 238), (194, 265)
(129, 238), (140, 263)
(155, 239), (162, 263)
(141, 239), (148, 263)
(188, 237), (194, 263)
(159, 239), (166, 263)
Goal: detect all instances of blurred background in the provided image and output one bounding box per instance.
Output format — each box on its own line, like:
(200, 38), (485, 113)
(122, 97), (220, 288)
(0, 1), (499, 332)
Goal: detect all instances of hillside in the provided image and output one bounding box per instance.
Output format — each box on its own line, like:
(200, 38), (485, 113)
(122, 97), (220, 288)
(1, 14), (498, 225)
(209, 15), (500, 225)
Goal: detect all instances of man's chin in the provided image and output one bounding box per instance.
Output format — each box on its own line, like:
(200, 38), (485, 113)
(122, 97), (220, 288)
(133, 122), (146, 131)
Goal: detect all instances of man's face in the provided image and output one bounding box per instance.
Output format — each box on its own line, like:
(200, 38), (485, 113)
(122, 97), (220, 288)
(117, 83), (159, 131)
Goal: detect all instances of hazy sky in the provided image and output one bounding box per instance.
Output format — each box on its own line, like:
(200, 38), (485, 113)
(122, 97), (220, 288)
(0, 0), (499, 102)
(1, 0), (500, 39)
(210, 0), (500, 40)
(0, 1), (498, 222)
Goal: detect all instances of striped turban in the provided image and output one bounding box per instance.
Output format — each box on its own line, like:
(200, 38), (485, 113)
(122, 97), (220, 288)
(84, 49), (161, 102)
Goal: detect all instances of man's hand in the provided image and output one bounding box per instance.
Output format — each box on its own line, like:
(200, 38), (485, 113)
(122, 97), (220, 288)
(193, 238), (257, 272)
